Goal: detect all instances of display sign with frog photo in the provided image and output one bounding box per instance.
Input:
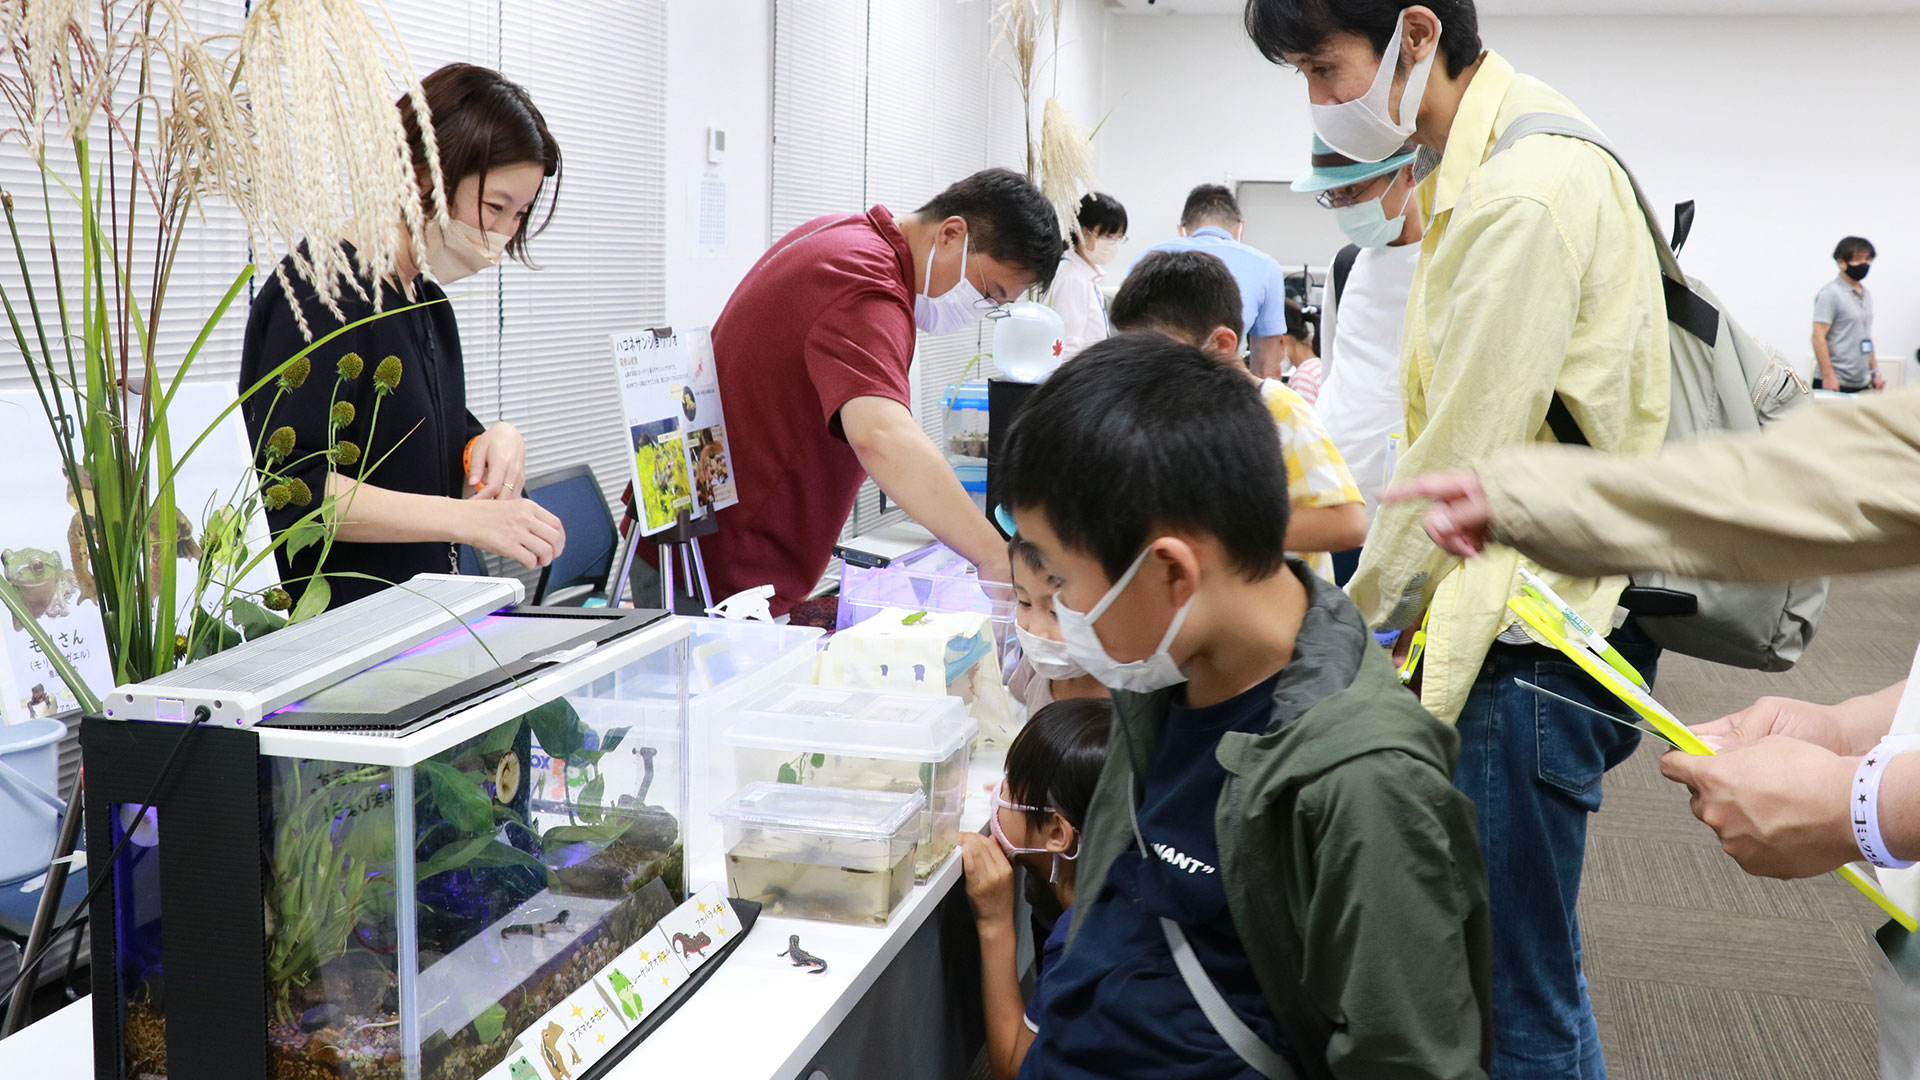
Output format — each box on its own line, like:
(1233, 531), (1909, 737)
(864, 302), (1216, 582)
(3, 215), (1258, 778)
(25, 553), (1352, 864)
(0, 387), (275, 722)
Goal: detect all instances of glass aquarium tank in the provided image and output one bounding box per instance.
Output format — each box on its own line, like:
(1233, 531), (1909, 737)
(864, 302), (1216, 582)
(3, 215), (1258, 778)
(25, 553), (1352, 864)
(84, 597), (693, 1080)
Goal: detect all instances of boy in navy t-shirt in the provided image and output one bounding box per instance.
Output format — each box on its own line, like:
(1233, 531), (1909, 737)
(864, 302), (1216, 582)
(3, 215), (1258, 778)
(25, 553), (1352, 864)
(1000, 334), (1492, 1080)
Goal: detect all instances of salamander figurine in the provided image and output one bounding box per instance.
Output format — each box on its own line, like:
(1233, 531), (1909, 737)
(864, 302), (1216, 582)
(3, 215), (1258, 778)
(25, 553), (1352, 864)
(670, 930), (711, 960)
(501, 910), (571, 941)
(778, 934), (828, 974)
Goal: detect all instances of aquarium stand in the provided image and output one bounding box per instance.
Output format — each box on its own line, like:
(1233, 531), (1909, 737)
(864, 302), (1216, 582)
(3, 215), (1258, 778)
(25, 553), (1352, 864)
(576, 898), (761, 1080)
(82, 717), (267, 1080)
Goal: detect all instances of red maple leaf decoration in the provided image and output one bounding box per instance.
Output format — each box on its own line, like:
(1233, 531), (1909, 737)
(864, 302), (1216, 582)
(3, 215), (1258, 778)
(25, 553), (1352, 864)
(1051, 339), (1064, 357)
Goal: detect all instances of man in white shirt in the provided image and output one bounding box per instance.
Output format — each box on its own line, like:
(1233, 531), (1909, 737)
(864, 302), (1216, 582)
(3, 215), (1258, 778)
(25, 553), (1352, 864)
(1291, 135), (1424, 582)
(1048, 192), (1127, 359)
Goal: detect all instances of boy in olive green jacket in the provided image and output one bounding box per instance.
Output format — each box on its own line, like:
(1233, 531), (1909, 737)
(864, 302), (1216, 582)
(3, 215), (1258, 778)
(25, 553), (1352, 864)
(1000, 333), (1491, 1080)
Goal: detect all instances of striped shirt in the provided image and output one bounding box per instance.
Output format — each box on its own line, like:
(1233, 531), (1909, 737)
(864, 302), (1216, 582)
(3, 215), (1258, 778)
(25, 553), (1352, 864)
(1260, 378), (1365, 581)
(1286, 357), (1325, 405)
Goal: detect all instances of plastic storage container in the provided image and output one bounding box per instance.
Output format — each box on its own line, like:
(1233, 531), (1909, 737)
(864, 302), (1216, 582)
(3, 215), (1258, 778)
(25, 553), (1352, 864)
(0, 716), (65, 880)
(602, 616), (824, 891)
(954, 462), (987, 515)
(723, 684), (976, 878)
(713, 782), (923, 925)
(943, 381), (990, 460)
(835, 541), (1015, 654)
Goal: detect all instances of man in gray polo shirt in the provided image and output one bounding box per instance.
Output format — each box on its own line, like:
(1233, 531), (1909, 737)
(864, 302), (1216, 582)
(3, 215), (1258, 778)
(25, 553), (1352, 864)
(1812, 235), (1881, 392)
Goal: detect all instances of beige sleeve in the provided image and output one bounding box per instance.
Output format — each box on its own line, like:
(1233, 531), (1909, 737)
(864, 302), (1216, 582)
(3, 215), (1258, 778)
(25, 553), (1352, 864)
(1481, 386), (1920, 584)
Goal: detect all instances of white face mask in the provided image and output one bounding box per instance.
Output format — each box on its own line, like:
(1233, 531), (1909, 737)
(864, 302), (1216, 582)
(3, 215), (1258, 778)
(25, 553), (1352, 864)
(991, 788), (1078, 883)
(422, 220), (510, 283)
(1083, 236), (1122, 266)
(1053, 545), (1191, 693)
(1309, 13), (1440, 164)
(1333, 169), (1412, 248)
(915, 229), (992, 335)
(1015, 622), (1088, 680)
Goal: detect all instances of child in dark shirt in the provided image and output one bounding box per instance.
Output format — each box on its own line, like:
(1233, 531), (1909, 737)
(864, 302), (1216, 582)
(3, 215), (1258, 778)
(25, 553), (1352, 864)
(961, 697), (1112, 1080)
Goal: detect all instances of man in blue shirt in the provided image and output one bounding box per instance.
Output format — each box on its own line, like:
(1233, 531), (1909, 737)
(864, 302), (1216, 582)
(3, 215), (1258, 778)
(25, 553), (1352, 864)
(1146, 184), (1292, 379)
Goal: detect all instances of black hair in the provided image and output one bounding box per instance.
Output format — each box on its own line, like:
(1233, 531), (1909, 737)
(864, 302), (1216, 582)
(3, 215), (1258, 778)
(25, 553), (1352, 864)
(400, 63), (562, 262)
(1009, 534), (1048, 574)
(1834, 236), (1876, 262)
(1244, 0), (1484, 81)
(1109, 249), (1245, 343)
(1002, 333), (1291, 582)
(1076, 192), (1128, 240)
(1005, 698), (1112, 830)
(1179, 183), (1242, 230)
(917, 168), (1063, 292)
(1282, 298), (1318, 350)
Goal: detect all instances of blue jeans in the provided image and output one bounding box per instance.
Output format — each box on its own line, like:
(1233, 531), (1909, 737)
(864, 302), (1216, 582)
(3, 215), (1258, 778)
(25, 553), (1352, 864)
(1453, 619), (1659, 1080)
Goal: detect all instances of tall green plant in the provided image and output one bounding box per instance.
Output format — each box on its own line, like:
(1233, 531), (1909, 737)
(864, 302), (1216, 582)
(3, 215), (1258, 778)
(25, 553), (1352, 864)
(0, 0), (452, 692)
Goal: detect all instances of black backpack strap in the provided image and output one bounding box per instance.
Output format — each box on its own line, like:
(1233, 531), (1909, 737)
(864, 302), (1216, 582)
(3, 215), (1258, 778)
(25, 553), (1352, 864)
(1670, 200), (1695, 256)
(1324, 243), (1360, 360)
(1331, 244), (1360, 308)
(1545, 393), (1589, 447)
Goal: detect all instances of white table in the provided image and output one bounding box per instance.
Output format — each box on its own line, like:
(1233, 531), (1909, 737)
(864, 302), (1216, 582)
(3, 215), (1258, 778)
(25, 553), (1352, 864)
(0, 754), (1006, 1080)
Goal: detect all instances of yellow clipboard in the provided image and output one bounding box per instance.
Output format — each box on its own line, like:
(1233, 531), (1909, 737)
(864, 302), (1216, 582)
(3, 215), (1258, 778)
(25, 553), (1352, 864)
(1506, 593), (1918, 933)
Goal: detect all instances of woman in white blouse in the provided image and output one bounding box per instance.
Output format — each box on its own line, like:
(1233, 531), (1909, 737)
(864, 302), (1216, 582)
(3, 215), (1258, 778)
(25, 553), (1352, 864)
(1047, 192), (1127, 359)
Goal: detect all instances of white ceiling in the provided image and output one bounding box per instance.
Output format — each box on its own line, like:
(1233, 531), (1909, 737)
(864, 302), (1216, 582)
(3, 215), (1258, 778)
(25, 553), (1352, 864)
(1110, 0), (1920, 15)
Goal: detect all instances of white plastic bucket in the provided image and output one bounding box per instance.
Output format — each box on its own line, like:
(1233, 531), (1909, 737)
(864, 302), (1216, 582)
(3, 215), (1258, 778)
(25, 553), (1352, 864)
(0, 717), (67, 882)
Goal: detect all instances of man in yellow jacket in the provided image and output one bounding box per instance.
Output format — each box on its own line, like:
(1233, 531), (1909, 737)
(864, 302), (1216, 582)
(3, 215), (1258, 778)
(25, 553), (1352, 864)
(1247, 2), (1670, 1076)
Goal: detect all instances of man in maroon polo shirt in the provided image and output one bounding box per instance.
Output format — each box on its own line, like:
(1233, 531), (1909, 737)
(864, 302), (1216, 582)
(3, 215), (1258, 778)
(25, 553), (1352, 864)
(703, 168), (1062, 616)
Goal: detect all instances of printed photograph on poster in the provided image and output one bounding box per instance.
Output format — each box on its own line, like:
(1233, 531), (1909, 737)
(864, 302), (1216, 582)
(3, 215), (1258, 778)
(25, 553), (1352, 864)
(681, 327), (739, 515)
(0, 387), (277, 722)
(630, 418), (692, 534)
(687, 425), (735, 512)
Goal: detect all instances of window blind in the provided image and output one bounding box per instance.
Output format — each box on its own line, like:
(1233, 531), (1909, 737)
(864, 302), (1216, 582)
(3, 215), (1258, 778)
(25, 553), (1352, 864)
(0, 0), (252, 395)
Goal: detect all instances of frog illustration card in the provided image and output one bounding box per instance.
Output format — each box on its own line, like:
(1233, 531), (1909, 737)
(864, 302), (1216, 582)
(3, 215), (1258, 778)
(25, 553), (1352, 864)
(596, 926), (688, 1027)
(507, 994), (624, 1080)
(652, 884), (744, 975)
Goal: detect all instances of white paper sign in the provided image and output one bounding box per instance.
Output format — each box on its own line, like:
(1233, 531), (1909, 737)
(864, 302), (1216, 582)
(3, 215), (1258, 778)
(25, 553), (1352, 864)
(0, 387), (276, 719)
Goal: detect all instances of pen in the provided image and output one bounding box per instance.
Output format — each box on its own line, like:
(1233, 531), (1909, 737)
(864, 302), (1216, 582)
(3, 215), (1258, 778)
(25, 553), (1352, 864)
(1517, 568), (1649, 690)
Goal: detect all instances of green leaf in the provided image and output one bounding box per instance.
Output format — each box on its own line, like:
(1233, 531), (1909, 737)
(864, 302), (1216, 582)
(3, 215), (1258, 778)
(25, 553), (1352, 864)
(474, 718), (522, 757)
(598, 727), (631, 755)
(473, 1003), (507, 1045)
(418, 759), (493, 834)
(188, 608), (243, 661)
(776, 763), (799, 785)
(290, 575), (331, 623)
(283, 520), (325, 560)
(810, 752), (827, 769)
(228, 598), (287, 641)
(525, 698), (586, 762)
(541, 822), (629, 846)
(416, 836), (552, 884)
(578, 774), (605, 825)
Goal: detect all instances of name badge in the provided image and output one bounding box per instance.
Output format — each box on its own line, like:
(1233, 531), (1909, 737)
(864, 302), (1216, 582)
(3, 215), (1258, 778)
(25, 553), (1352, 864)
(1861, 338), (1874, 355)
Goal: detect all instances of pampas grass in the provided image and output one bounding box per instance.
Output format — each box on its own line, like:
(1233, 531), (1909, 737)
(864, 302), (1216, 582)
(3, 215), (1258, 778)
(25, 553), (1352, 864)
(992, 0), (1099, 243)
(1039, 96), (1095, 242)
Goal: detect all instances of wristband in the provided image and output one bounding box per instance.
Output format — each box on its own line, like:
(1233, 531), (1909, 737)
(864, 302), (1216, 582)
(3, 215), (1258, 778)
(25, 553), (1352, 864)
(462, 436), (480, 479)
(1852, 735), (1920, 870)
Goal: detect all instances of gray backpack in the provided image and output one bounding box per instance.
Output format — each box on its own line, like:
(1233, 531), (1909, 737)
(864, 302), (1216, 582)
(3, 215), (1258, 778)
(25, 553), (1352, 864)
(1489, 112), (1826, 672)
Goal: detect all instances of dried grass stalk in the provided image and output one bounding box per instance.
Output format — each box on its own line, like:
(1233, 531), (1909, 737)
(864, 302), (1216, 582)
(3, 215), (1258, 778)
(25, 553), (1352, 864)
(237, 0), (447, 338)
(1039, 96), (1094, 242)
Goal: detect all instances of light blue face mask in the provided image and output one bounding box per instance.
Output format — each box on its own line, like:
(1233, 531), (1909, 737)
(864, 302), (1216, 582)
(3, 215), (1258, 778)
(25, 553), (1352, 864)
(1333, 168), (1413, 248)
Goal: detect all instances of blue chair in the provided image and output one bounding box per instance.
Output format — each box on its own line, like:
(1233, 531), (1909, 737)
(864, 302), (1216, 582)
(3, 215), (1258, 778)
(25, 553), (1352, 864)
(456, 543), (485, 577)
(524, 464), (619, 606)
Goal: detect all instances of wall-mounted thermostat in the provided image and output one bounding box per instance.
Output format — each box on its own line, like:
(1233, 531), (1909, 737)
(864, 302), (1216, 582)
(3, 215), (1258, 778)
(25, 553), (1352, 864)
(706, 127), (727, 165)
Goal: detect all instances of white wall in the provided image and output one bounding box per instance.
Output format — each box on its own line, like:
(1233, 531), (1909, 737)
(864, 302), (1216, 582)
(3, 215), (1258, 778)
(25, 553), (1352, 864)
(665, 0), (1111, 328)
(1098, 12), (1920, 378)
(664, 0), (773, 330)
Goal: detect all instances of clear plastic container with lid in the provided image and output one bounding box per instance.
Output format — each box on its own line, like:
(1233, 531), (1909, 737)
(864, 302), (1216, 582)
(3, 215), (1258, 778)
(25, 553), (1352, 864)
(943, 380), (990, 460)
(722, 684), (977, 878)
(713, 782), (924, 925)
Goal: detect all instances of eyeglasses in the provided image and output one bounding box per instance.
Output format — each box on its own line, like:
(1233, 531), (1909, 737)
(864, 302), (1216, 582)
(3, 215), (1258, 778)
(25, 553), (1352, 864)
(1314, 171), (1398, 210)
(977, 295), (1011, 319)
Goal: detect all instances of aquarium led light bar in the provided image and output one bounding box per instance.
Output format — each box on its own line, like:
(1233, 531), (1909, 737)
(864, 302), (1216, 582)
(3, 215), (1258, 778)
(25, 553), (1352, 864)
(105, 574), (524, 728)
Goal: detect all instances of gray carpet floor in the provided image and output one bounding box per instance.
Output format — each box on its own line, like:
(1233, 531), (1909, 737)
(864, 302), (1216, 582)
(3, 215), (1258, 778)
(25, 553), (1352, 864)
(1586, 567), (1920, 1078)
